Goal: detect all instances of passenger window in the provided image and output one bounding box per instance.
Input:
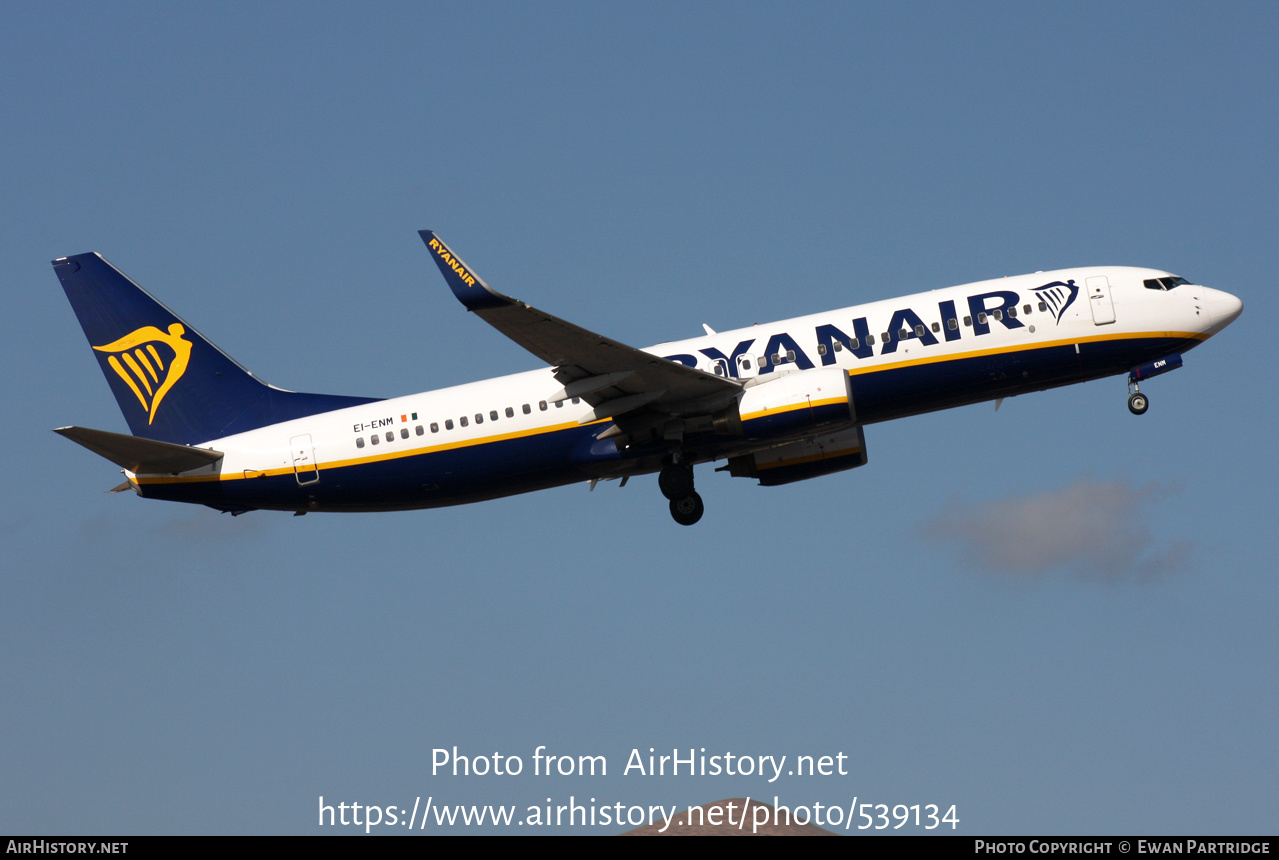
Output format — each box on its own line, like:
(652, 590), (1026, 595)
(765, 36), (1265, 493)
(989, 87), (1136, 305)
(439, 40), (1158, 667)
(758, 355), (769, 367)
(401, 428), (409, 439)
(833, 340), (843, 352)
(714, 364), (725, 376)
(416, 425), (424, 436)
(490, 410), (499, 421)
(386, 431), (394, 442)
(741, 357), (752, 369)
(475, 413), (483, 424)
(1023, 304), (1031, 315)
(445, 419), (454, 430)
(430, 423), (439, 433)
(931, 322), (940, 333)
(539, 401), (547, 411)
(371, 435), (380, 446)
(881, 332), (891, 342)
(786, 350), (795, 362)
(522, 404), (531, 415)
(1038, 301), (1047, 312)
(914, 325), (925, 337)
(460, 416), (468, 427)
(1007, 307), (1017, 318)
(992, 309), (1002, 321)
(948, 318), (958, 330)
(356, 437), (365, 449)
(555, 400), (563, 408)
(964, 316), (972, 326)
(864, 335), (874, 346)
(506, 407), (514, 418)
(572, 397), (580, 404)
(817, 344), (827, 356)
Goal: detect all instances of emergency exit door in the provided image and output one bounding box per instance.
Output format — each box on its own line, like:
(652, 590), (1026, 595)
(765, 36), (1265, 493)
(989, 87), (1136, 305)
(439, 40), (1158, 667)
(290, 434), (320, 485)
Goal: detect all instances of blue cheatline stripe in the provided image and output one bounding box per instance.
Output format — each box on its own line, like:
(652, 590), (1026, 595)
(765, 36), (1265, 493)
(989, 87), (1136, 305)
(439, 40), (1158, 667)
(139, 333), (1204, 511)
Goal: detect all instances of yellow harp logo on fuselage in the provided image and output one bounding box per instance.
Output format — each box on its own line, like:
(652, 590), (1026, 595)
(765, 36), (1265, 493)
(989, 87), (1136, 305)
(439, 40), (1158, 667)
(93, 324), (193, 424)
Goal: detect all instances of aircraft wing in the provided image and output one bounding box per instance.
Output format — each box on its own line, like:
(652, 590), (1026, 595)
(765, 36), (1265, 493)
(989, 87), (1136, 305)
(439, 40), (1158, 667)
(419, 231), (741, 423)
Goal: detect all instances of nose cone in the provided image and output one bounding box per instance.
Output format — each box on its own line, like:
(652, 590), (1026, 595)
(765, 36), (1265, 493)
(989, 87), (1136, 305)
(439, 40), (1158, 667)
(1204, 287), (1243, 333)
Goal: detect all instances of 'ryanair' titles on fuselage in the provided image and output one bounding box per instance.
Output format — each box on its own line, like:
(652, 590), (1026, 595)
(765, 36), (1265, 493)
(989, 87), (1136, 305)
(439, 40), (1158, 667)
(664, 284), (1078, 377)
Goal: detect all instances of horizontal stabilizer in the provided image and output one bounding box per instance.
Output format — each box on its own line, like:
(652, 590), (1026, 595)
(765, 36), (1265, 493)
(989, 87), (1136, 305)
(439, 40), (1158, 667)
(54, 426), (223, 474)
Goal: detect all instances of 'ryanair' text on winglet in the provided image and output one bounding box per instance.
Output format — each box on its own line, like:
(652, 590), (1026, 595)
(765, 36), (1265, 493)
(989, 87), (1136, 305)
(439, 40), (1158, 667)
(418, 230), (513, 312)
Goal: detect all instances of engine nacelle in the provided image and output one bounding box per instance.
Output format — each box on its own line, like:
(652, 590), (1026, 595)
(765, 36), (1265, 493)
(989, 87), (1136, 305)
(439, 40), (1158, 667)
(737, 366), (856, 440)
(724, 425), (868, 486)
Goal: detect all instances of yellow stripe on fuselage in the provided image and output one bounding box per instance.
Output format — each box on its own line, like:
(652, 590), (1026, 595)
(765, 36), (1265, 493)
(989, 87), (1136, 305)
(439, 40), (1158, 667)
(133, 417), (604, 485)
(844, 329), (1204, 377)
(135, 329), (1202, 485)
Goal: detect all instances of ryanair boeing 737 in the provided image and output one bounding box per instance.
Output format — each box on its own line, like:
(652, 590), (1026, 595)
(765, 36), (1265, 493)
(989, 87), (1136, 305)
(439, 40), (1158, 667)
(52, 232), (1242, 525)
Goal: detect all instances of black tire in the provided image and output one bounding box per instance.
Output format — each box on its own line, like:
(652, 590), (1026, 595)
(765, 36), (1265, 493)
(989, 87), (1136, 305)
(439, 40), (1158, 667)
(658, 463), (695, 500)
(669, 492), (704, 526)
(1128, 392), (1149, 415)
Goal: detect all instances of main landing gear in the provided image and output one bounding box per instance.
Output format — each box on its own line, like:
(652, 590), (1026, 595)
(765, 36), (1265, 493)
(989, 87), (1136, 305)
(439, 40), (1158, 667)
(659, 455), (703, 526)
(669, 492), (704, 526)
(1127, 375), (1149, 415)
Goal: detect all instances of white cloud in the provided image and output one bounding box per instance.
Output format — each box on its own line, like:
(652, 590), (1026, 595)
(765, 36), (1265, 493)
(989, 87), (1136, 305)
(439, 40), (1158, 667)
(921, 477), (1193, 580)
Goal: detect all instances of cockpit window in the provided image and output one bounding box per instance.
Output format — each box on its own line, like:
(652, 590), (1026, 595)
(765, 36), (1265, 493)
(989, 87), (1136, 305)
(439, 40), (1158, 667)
(1144, 276), (1191, 291)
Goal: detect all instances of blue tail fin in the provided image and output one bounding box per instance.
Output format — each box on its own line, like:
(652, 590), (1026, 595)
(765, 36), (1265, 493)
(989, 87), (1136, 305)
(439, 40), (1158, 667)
(54, 253), (380, 445)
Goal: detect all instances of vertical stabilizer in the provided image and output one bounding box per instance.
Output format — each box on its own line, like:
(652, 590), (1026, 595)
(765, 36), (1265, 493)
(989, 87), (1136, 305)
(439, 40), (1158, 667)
(53, 253), (378, 445)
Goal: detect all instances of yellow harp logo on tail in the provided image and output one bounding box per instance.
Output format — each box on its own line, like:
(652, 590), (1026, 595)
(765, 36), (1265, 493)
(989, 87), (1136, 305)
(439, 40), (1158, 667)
(93, 324), (193, 424)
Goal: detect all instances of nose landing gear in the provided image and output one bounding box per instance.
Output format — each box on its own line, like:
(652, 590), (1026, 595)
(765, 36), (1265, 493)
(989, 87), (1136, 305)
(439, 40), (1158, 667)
(1126, 354), (1184, 416)
(1127, 375), (1149, 415)
(659, 455), (703, 525)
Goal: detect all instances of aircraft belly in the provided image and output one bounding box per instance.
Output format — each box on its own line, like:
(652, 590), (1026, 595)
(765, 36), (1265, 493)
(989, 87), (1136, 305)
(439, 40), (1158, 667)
(851, 335), (1198, 424)
(147, 423), (604, 511)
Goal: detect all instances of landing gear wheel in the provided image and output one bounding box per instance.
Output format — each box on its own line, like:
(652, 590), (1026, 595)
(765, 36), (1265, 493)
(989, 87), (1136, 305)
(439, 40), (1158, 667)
(658, 462), (695, 500)
(1128, 392), (1149, 415)
(669, 492), (704, 526)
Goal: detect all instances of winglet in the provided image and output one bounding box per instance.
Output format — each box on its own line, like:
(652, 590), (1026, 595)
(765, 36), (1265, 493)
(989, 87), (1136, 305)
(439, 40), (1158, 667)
(418, 230), (514, 311)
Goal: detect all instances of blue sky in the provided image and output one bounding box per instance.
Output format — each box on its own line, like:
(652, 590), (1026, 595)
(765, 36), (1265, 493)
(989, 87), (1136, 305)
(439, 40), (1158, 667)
(2, 1), (1275, 834)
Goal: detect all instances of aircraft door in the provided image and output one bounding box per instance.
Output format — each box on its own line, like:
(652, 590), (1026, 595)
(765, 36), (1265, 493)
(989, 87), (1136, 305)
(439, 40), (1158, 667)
(290, 433), (320, 485)
(1086, 276), (1116, 325)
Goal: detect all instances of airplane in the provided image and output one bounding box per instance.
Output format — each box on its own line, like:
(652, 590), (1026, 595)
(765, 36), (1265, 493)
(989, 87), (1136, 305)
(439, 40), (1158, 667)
(52, 231), (1243, 525)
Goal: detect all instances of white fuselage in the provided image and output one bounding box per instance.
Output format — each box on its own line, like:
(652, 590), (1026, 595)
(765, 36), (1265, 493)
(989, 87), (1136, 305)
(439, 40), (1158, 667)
(131, 265), (1240, 513)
